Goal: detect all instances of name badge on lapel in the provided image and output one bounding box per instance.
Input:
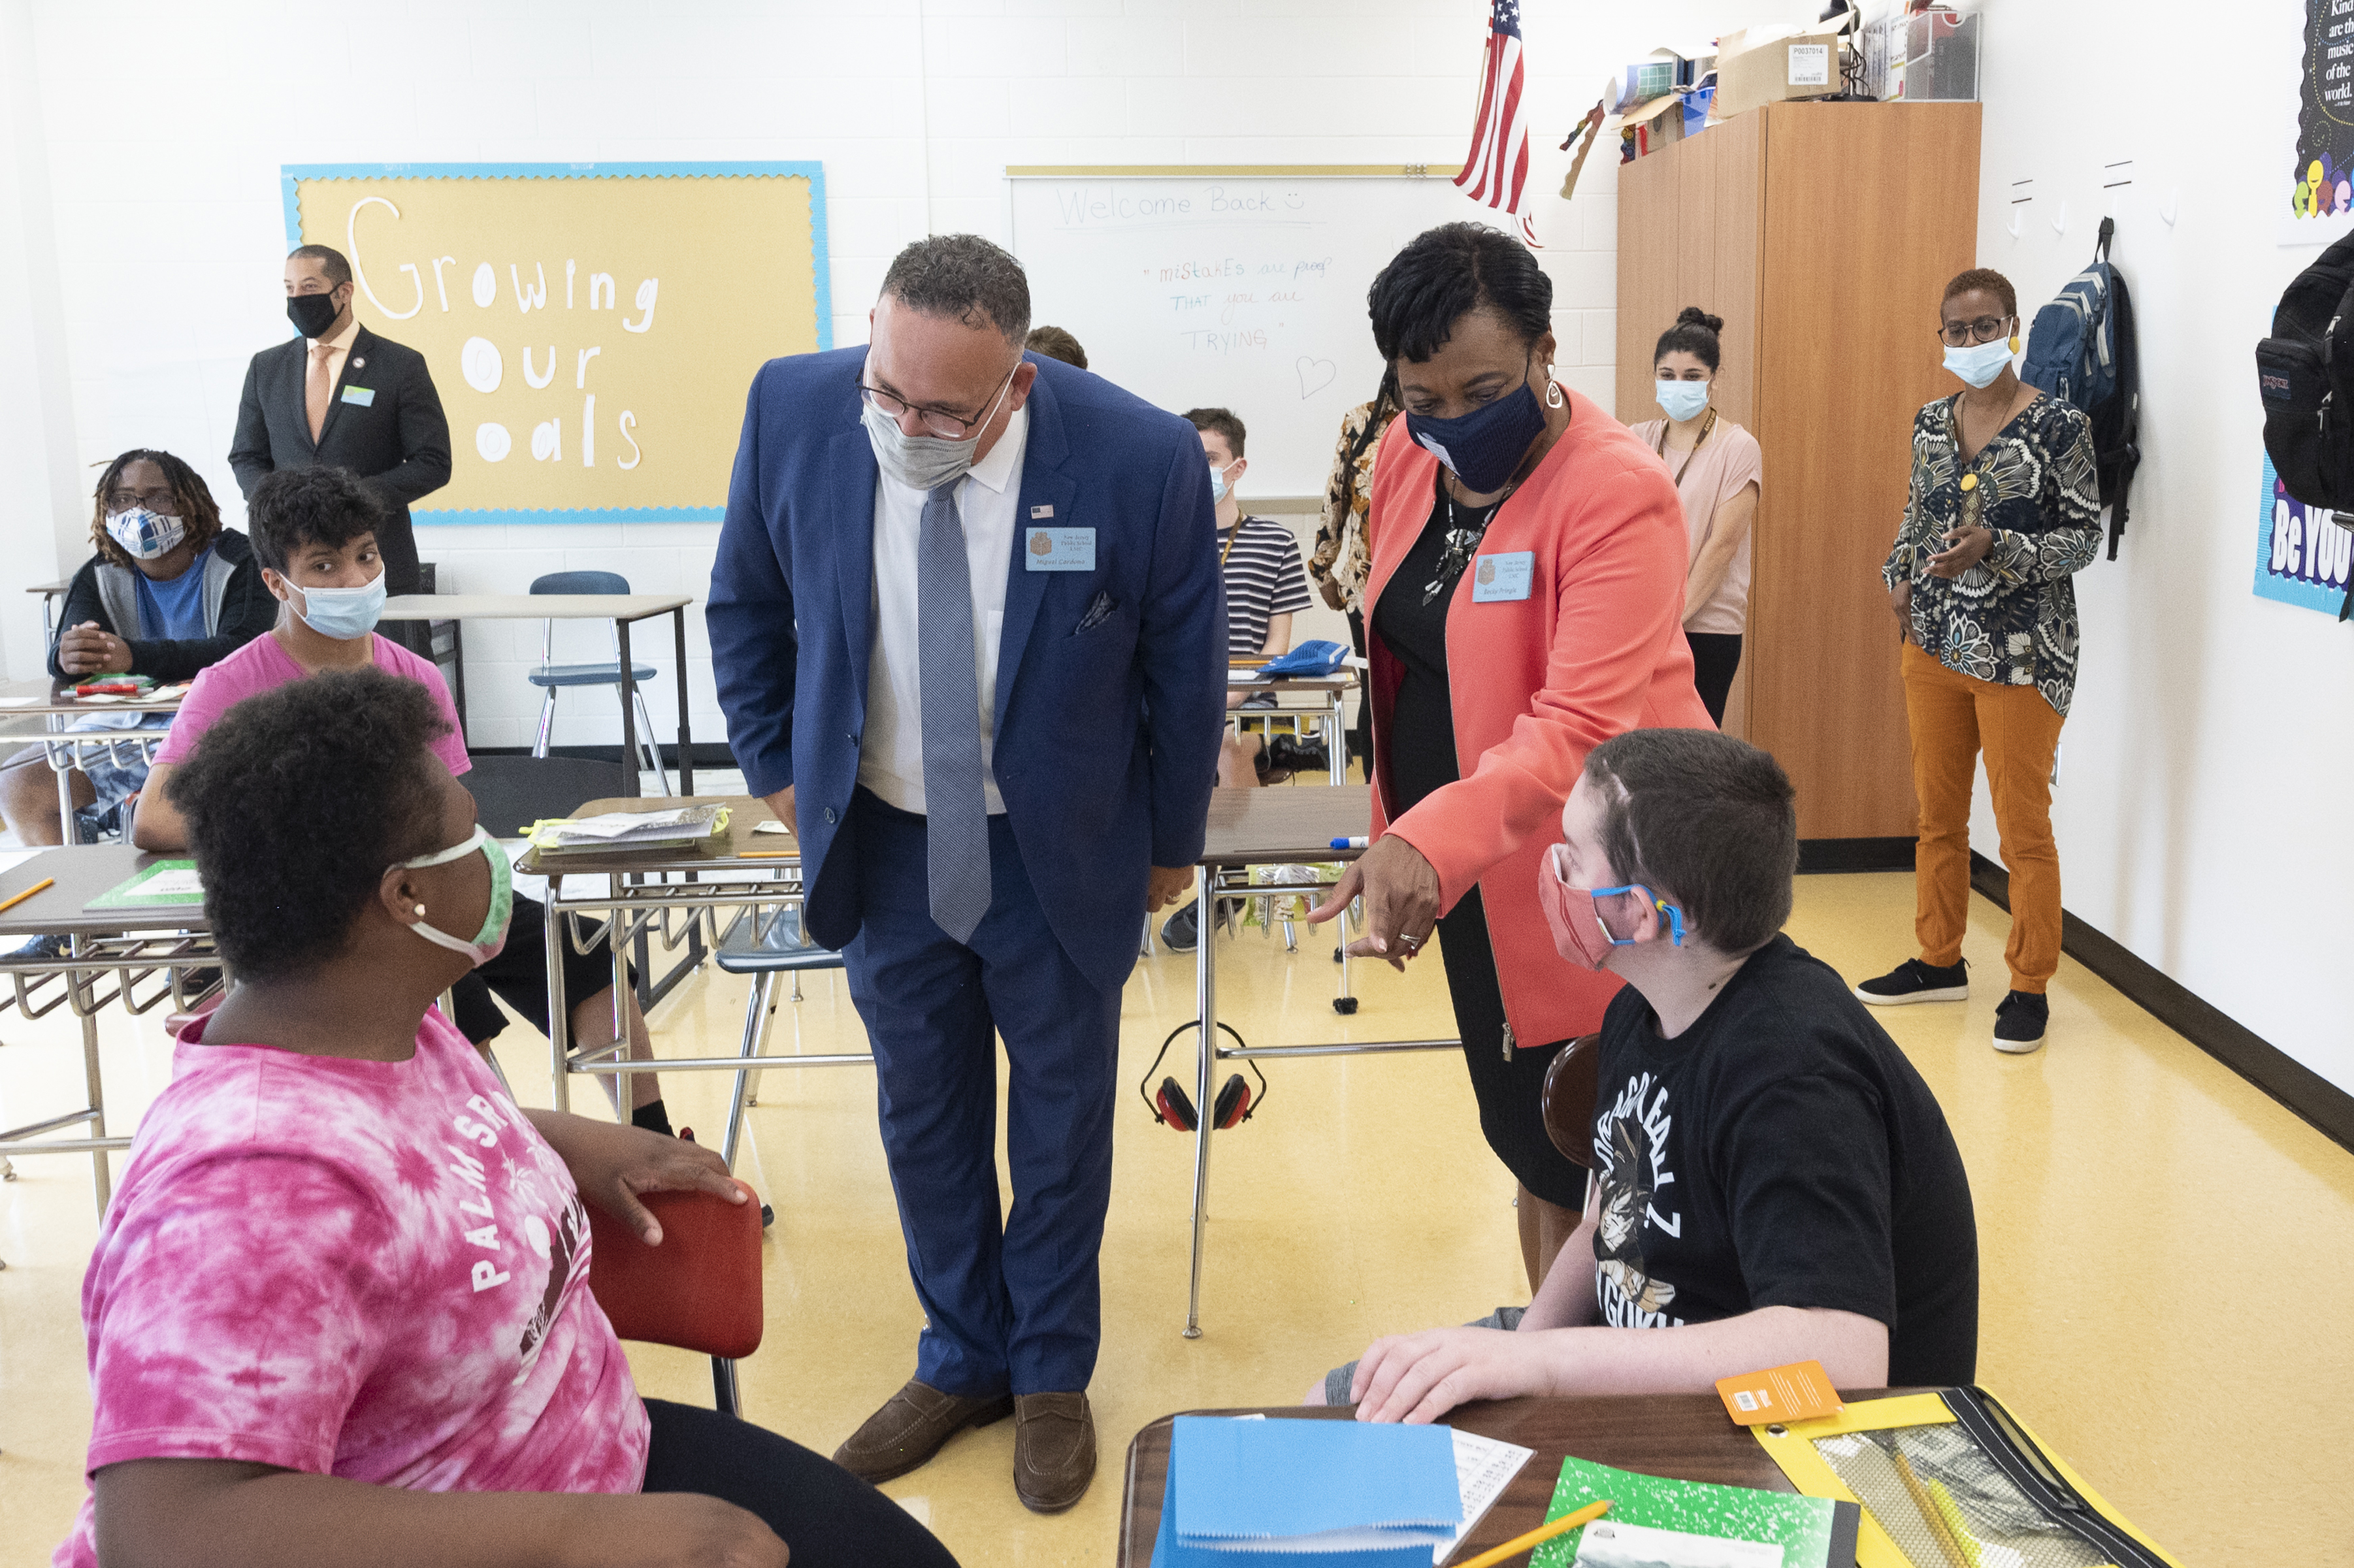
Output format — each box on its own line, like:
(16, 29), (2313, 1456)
(1471, 550), (1534, 602)
(340, 385), (376, 407)
(1024, 527), (1095, 572)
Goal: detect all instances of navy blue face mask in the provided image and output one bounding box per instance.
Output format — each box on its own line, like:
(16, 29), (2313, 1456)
(1403, 364), (1549, 495)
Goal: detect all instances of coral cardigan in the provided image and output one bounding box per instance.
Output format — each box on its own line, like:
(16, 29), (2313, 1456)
(1366, 387), (1713, 1050)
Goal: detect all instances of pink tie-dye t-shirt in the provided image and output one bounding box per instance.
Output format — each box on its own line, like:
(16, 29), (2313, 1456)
(55, 1008), (648, 1568)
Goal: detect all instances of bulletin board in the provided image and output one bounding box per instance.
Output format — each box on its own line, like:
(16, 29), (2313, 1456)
(2255, 453), (2353, 613)
(282, 162), (832, 523)
(2287, 0), (2354, 244)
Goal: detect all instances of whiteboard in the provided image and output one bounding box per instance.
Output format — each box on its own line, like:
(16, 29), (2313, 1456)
(1008, 172), (1510, 497)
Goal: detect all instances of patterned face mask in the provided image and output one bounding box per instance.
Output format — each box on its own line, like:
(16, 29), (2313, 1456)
(104, 508), (187, 561)
(397, 825), (514, 966)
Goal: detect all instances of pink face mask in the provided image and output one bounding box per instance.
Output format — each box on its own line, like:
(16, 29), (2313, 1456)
(1536, 843), (1686, 970)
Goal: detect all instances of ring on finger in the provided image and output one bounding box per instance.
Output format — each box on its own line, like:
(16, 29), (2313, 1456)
(1398, 932), (1422, 953)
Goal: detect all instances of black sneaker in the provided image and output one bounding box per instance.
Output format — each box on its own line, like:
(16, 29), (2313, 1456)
(1853, 956), (1969, 1006)
(1993, 990), (2049, 1054)
(1160, 901), (1200, 952)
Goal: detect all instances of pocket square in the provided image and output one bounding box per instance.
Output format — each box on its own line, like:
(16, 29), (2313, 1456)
(1074, 591), (1115, 633)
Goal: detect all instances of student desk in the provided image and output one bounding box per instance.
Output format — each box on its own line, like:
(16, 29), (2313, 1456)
(0, 678), (188, 841)
(1179, 787), (1461, 1337)
(517, 796), (849, 1116)
(379, 593), (696, 799)
(1117, 1392), (1911, 1566)
(1226, 668), (1353, 786)
(0, 845), (217, 1215)
(28, 578), (68, 642)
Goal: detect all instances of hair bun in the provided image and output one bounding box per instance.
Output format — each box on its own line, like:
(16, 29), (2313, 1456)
(1676, 306), (1724, 335)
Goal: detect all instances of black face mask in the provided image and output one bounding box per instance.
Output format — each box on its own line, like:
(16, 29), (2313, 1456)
(286, 289), (342, 340)
(1401, 365), (1549, 495)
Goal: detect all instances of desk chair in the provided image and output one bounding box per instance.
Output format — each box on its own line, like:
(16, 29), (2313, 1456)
(587, 1181), (764, 1417)
(712, 906), (863, 1173)
(1540, 1034), (1603, 1168)
(526, 572), (671, 796)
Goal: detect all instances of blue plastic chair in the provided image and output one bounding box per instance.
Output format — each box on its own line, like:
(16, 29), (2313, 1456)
(711, 904), (864, 1171)
(526, 570), (670, 794)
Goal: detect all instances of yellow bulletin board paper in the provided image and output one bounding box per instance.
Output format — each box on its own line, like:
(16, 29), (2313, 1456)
(282, 162), (832, 525)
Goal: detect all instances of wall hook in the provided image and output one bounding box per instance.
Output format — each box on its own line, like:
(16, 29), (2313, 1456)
(2050, 200), (2069, 237)
(2006, 209), (2023, 238)
(2161, 188), (2180, 226)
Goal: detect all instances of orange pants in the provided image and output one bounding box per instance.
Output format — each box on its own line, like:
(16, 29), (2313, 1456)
(1901, 642), (2066, 994)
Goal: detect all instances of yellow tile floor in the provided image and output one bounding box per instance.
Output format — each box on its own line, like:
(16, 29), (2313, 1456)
(1, 872), (2349, 1565)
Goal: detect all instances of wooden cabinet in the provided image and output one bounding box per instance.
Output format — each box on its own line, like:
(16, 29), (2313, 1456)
(1616, 101), (1982, 841)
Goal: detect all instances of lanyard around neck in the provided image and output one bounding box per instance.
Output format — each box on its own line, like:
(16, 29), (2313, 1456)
(1654, 406), (1718, 486)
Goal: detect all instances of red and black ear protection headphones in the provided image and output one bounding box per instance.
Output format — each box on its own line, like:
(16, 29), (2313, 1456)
(1139, 1022), (1268, 1132)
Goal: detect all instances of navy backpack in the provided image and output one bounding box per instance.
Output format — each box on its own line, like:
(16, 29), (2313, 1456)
(2022, 218), (2141, 559)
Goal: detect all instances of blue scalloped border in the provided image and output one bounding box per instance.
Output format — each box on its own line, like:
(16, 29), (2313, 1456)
(282, 161), (832, 528)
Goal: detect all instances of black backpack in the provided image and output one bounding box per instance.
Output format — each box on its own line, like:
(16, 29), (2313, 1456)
(2023, 218), (2141, 561)
(2255, 229), (2354, 615)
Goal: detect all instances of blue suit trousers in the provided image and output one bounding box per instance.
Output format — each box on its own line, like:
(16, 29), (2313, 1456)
(840, 789), (1122, 1397)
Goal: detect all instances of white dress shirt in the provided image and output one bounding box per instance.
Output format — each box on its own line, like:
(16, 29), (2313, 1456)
(857, 402), (1030, 816)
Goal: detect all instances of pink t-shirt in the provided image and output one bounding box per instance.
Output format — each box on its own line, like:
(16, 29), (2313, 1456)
(1629, 416), (1764, 636)
(153, 631), (470, 775)
(55, 1009), (647, 1567)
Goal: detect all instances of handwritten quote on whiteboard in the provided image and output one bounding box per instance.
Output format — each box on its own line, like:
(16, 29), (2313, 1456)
(284, 163), (831, 522)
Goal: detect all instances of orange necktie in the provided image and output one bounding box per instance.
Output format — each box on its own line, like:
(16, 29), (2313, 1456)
(306, 342), (333, 444)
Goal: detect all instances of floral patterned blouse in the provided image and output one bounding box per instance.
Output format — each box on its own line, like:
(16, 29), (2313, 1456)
(1310, 400), (1396, 613)
(1882, 393), (2100, 715)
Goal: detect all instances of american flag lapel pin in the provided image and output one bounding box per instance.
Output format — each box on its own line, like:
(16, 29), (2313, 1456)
(1030, 504), (1053, 519)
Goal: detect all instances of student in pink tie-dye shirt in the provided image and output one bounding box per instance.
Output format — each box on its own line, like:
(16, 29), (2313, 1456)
(61, 669), (957, 1568)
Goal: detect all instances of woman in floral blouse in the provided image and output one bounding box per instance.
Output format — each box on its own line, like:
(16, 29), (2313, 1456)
(1857, 267), (2098, 1055)
(1309, 373), (1398, 770)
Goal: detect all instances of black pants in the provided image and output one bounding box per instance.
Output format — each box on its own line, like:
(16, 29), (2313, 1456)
(1434, 885), (1590, 1211)
(1685, 631), (1743, 728)
(1346, 606), (1373, 764)
(450, 895), (632, 1046)
(642, 1399), (960, 1567)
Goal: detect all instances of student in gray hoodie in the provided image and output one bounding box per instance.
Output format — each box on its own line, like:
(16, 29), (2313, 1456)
(1, 449), (274, 848)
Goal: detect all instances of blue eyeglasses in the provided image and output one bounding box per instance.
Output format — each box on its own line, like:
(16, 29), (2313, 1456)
(1588, 883), (1688, 948)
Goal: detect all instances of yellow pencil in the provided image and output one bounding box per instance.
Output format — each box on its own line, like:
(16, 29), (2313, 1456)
(1454, 1499), (1611, 1568)
(0, 877), (56, 917)
(736, 849), (796, 858)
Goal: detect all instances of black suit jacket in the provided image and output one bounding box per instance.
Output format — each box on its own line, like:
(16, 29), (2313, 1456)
(229, 324), (451, 592)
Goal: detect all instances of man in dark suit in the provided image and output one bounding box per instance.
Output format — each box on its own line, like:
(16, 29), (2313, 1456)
(708, 236), (1224, 1513)
(229, 245), (451, 595)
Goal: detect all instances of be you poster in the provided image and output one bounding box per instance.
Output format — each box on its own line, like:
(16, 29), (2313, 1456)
(285, 163), (832, 523)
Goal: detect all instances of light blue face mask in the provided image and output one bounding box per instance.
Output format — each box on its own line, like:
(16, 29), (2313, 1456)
(1208, 461), (1238, 504)
(1943, 336), (2014, 390)
(292, 574), (387, 640)
(1655, 379), (1710, 423)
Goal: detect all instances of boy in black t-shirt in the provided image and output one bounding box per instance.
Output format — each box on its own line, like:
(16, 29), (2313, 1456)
(1329, 729), (1978, 1422)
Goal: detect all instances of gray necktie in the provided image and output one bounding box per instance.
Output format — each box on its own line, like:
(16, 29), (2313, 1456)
(917, 481), (992, 943)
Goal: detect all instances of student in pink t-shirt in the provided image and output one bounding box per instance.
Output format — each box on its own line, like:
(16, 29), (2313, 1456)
(61, 668), (957, 1568)
(133, 466), (673, 1135)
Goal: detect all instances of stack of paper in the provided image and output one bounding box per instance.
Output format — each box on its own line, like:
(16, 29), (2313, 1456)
(527, 805), (728, 857)
(1154, 1417), (1465, 1567)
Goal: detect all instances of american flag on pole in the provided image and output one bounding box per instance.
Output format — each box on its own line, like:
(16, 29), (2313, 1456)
(1453, 0), (1536, 244)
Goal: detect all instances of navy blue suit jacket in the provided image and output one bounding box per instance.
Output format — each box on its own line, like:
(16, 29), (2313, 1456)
(708, 348), (1226, 993)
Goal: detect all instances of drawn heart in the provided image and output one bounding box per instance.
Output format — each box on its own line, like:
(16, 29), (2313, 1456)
(1296, 355), (1337, 399)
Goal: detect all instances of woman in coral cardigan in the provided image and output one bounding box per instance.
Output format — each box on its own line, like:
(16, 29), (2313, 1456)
(1309, 223), (1710, 1290)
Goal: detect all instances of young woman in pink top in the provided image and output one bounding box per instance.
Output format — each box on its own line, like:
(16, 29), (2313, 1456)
(59, 668), (956, 1568)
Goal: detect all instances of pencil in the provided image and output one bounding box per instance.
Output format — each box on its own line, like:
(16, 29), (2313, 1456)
(736, 850), (796, 858)
(1891, 1451), (1973, 1568)
(1453, 1499), (1610, 1568)
(0, 877), (56, 917)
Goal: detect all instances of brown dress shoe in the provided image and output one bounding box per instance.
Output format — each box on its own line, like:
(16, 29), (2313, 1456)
(831, 1378), (1014, 1484)
(1013, 1391), (1096, 1513)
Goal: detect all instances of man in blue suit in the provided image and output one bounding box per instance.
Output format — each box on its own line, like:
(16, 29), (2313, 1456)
(708, 235), (1224, 1512)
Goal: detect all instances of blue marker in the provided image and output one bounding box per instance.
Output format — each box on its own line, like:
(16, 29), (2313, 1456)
(1330, 836), (1369, 850)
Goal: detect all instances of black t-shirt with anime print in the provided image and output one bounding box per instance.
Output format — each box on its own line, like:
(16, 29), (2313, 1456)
(1589, 934), (1980, 1387)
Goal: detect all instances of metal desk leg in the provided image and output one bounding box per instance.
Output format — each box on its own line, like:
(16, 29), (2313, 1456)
(1328, 688), (1347, 785)
(616, 617), (640, 800)
(610, 881), (634, 1123)
(673, 608), (696, 797)
(545, 876), (573, 1113)
(76, 939), (110, 1213)
(1185, 862), (1217, 1339)
(48, 719), (74, 841)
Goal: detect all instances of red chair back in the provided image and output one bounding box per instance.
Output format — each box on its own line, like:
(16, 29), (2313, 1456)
(586, 1181), (764, 1360)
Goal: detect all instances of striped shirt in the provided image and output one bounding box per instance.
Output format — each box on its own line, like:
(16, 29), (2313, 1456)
(1220, 515), (1312, 659)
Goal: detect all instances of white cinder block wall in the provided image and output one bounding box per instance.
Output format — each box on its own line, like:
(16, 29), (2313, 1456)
(2, 0), (1797, 749)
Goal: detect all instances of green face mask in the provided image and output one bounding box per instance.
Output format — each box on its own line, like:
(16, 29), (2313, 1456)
(398, 825), (514, 964)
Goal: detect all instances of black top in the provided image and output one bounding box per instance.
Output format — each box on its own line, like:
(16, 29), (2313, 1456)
(228, 324), (452, 592)
(47, 528), (276, 683)
(1371, 480), (1502, 815)
(1589, 934), (1980, 1386)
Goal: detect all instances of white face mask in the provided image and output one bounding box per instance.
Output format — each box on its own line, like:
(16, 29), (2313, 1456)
(1943, 336), (2014, 390)
(859, 365), (1017, 493)
(1208, 461), (1237, 504)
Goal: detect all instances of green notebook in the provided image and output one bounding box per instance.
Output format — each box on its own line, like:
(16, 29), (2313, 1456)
(1531, 1456), (1859, 1568)
(86, 859), (206, 910)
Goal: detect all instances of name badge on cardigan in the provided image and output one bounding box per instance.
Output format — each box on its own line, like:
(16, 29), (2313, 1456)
(1471, 550), (1533, 602)
(1024, 527), (1095, 571)
(340, 385), (376, 407)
